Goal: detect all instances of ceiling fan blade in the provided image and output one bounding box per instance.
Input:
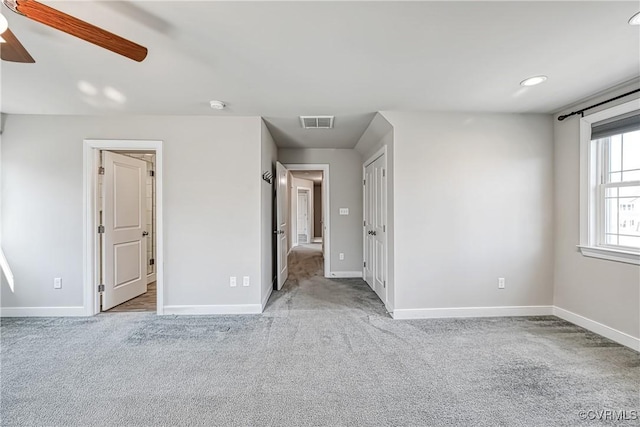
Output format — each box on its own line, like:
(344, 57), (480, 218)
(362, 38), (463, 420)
(11, 0), (148, 62)
(1, 28), (35, 63)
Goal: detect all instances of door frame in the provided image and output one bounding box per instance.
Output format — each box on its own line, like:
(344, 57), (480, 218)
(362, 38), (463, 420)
(296, 187), (312, 245)
(362, 146), (388, 303)
(83, 139), (164, 315)
(283, 163), (330, 277)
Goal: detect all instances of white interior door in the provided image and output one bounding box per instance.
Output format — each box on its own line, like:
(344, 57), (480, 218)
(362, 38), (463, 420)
(364, 162), (374, 287)
(297, 191), (309, 244)
(276, 162), (289, 290)
(102, 151), (148, 311)
(363, 154), (386, 303)
(372, 155), (386, 301)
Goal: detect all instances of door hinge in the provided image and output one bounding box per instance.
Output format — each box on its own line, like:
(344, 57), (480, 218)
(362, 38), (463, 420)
(149, 258), (155, 266)
(363, 261), (366, 268)
(97, 225), (105, 234)
(363, 220), (366, 227)
(98, 166), (105, 175)
(149, 170), (155, 177)
(383, 281), (386, 288)
(383, 225), (386, 232)
(363, 179), (366, 186)
(98, 284), (105, 292)
(382, 169), (386, 177)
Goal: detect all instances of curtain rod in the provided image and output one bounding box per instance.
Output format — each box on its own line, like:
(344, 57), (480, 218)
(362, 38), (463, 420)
(557, 88), (640, 121)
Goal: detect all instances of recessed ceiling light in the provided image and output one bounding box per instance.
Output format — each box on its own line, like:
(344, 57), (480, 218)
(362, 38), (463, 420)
(520, 75), (548, 87)
(210, 100), (226, 110)
(629, 11), (640, 25)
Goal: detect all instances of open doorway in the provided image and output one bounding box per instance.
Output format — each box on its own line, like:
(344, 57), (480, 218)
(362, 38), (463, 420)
(290, 170), (323, 247)
(101, 151), (156, 312)
(279, 164), (330, 280)
(83, 139), (164, 316)
(284, 166), (328, 281)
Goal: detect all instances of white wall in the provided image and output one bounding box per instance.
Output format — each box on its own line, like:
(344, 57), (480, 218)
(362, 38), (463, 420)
(554, 83), (640, 340)
(1, 115), (264, 314)
(382, 112), (554, 315)
(260, 120), (278, 308)
(278, 149), (363, 274)
(290, 176), (314, 246)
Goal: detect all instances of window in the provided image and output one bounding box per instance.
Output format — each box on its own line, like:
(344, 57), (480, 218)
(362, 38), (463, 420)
(579, 99), (640, 265)
(596, 126), (640, 249)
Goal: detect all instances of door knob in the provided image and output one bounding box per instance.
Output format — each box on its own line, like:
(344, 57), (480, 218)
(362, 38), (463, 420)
(372, 231), (377, 236)
(142, 231), (149, 236)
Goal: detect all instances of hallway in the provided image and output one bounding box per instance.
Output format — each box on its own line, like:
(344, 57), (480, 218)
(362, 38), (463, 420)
(265, 243), (387, 316)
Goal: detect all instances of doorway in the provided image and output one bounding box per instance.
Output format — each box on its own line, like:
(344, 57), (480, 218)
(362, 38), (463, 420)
(297, 189), (311, 244)
(102, 151), (156, 312)
(282, 164), (330, 278)
(83, 139), (164, 315)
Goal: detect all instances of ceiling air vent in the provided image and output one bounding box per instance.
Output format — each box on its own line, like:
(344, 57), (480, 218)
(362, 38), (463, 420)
(300, 116), (334, 129)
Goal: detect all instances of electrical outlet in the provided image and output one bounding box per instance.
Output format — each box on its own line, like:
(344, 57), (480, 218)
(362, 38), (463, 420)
(243, 276), (250, 287)
(339, 208), (349, 215)
(498, 277), (505, 289)
(230, 276), (237, 287)
(53, 278), (62, 289)
(339, 253), (345, 260)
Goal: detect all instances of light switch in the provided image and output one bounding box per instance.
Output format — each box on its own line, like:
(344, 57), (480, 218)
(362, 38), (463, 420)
(339, 208), (349, 215)
(243, 276), (250, 287)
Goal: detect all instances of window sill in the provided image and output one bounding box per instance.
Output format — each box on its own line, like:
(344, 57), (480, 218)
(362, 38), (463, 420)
(577, 245), (640, 265)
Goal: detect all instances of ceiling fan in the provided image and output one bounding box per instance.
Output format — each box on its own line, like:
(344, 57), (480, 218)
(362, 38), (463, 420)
(0, 0), (147, 63)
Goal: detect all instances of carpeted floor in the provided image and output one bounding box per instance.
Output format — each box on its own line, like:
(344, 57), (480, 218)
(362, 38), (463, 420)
(1, 245), (638, 426)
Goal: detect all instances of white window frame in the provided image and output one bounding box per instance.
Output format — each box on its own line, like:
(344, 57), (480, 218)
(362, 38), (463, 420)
(578, 99), (640, 265)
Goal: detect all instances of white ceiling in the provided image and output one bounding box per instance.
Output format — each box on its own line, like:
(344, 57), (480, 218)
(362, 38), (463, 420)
(291, 170), (323, 184)
(1, 1), (639, 148)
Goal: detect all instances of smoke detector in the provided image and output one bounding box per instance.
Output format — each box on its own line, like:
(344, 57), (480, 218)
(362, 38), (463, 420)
(300, 116), (334, 129)
(210, 100), (226, 110)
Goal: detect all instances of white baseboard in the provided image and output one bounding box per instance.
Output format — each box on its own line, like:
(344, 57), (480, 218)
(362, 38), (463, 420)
(328, 271), (362, 278)
(553, 306), (640, 351)
(392, 305), (553, 320)
(147, 272), (157, 283)
(262, 283), (274, 311)
(0, 306), (87, 317)
(163, 304), (262, 315)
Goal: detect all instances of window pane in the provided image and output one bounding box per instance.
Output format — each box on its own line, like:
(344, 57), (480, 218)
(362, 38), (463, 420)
(605, 198), (618, 235)
(605, 233), (618, 246)
(618, 185), (640, 198)
(618, 235), (640, 249)
(622, 130), (640, 172)
(609, 135), (622, 172)
(608, 172), (622, 183)
(623, 170), (640, 181)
